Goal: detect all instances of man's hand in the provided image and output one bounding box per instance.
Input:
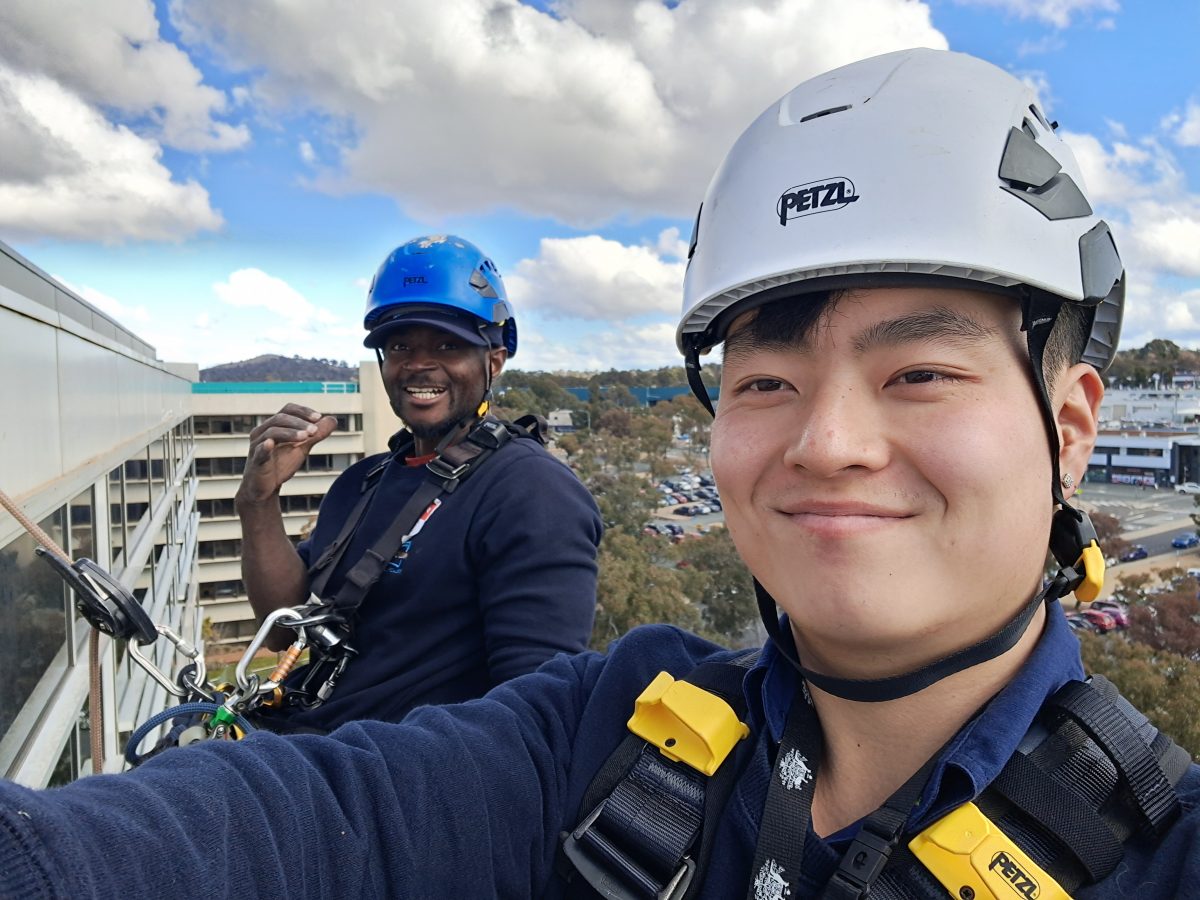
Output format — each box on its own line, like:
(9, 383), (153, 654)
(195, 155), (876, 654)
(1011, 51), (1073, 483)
(237, 404), (338, 506)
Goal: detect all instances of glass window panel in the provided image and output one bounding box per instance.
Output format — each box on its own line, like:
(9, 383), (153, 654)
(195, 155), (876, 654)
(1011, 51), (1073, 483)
(69, 488), (94, 562)
(108, 468), (125, 569)
(0, 509), (69, 737)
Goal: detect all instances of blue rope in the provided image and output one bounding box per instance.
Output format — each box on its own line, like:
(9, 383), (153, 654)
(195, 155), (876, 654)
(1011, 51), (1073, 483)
(124, 701), (255, 767)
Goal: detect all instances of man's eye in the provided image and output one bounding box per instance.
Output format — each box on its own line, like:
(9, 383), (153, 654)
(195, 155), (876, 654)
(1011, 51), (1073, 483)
(897, 370), (951, 385)
(747, 378), (784, 392)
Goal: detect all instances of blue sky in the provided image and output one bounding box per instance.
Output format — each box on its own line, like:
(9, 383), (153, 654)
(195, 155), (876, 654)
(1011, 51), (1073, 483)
(1, 0), (1197, 371)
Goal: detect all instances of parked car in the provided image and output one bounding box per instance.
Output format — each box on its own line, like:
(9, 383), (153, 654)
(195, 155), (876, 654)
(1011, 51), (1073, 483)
(1119, 545), (1148, 562)
(1177, 482), (1200, 494)
(1077, 608), (1118, 633)
(1089, 600), (1129, 628)
(1172, 532), (1200, 549)
(1065, 612), (1098, 633)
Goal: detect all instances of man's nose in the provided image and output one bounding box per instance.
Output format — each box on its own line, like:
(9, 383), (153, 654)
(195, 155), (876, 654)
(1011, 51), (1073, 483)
(780, 383), (889, 477)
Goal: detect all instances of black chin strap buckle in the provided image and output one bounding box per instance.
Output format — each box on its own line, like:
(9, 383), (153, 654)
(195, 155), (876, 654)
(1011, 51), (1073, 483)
(1049, 506), (1105, 603)
(825, 824), (899, 899)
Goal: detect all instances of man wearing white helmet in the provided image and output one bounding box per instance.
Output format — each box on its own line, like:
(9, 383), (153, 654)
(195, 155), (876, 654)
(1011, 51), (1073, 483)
(0, 49), (1197, 899)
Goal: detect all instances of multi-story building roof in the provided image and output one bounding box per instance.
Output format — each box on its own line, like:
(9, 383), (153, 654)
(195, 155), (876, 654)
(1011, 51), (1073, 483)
(0, 240), (196, 784)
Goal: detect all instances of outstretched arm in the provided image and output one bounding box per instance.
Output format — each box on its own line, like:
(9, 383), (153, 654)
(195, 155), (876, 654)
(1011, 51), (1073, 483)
(0, 648), (603, 899)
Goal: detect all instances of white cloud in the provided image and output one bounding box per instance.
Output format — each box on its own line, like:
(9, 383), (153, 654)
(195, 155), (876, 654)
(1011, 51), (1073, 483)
(0, 63), (223, 241)
(0, 0), (248, 152)
(949, 0), (1118, 28)
(213, 268), (341, 327)
(506, 232), (686, 321)
(513, 321), (680, 371)
(170, 0), (947, 224)
(1065, 130), (1200, 280)
(1016, 35), (1065, 56)
(654, 226), (689, 261)
(299, 140), (316, 163)
(1163, 101), (1200, 148)
(55, 278), (152, 325)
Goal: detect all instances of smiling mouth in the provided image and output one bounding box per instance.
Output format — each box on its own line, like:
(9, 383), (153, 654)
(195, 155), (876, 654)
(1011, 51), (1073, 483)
(405, 387), (446, 401)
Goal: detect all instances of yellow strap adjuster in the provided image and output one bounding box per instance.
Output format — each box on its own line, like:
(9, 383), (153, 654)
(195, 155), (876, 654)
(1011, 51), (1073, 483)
(626, 671), (749, 776)
(909, 802), (1072, 900)
(1073, 539), (1105, 603)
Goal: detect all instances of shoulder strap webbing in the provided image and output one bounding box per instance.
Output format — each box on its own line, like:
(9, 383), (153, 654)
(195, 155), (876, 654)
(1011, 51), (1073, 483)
(306, 416), (529, 616)
(880, 675), (1191, 898)
(559, 651), (759, 900)
(322, 417), (517, 614)
(307, 454), (393, 600)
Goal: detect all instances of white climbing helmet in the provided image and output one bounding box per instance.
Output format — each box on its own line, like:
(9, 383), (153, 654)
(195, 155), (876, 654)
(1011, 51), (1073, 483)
(677, 48), (1123, 371)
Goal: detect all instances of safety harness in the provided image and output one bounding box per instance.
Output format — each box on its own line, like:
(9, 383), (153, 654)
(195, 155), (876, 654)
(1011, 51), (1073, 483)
(261, 413), (548, 716)
(559, 653), (1191, 900)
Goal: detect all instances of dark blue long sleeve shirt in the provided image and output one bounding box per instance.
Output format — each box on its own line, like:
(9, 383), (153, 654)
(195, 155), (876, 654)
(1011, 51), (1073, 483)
(1, 612), (1198, 898)
(281, 434), (602, 730)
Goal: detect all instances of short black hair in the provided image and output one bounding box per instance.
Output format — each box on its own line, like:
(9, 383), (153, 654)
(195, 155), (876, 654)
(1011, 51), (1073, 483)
(1042, 300), (1092, 384)
(720, 287), (1092, 387)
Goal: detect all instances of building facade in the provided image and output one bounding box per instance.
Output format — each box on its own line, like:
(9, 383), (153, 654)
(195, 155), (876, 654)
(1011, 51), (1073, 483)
(0, 241), (197, 785)
(191, 373), (393, 648)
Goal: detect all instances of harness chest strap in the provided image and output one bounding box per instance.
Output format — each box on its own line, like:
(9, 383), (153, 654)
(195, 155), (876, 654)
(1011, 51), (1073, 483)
(560, 666), (1189, 900)
(308, 415), (536, 613)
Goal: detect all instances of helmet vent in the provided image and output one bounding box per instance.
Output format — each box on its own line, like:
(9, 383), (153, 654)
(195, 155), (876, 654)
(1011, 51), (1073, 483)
(469, 268), (499, 298)
(999, 126), (1092, 221)
(799, 104), (852, 124)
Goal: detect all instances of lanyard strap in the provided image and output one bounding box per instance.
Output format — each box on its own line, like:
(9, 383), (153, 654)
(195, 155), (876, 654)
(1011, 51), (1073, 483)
(747, 694), (939, 900)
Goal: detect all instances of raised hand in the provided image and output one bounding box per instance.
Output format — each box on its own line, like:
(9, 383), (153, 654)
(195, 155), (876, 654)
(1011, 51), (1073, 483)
(237, 404), (338, 505)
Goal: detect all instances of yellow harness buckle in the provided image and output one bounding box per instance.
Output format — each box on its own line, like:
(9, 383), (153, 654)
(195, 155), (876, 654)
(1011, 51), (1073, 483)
(627, 671), (749, 776)
(909, 802), (1071, 900)
(1073, 540), (1105, 603)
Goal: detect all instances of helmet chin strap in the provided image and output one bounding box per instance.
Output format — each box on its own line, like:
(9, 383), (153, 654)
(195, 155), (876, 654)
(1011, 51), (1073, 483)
(433, 332), (496, 455)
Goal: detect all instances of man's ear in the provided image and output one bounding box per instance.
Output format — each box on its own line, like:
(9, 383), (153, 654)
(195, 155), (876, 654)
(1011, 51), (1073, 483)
(1055, 362), (1104, 494)
(489, 348), (508, 379)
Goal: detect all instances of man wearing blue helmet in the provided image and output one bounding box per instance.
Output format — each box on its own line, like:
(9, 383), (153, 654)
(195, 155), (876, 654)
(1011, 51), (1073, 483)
(234, 235), (602, 732)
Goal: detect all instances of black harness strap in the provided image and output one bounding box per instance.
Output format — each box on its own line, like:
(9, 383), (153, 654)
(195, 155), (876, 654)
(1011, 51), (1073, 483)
(307, 416), (521, 615)
(875, 675), (1189, 898)
(560, 653), (759, 900)
(1046, 678), (1180, 838)
(307, 455), (391, 600)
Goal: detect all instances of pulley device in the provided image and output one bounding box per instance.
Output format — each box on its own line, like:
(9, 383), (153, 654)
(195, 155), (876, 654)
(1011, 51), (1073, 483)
(36, 546), (349, 766)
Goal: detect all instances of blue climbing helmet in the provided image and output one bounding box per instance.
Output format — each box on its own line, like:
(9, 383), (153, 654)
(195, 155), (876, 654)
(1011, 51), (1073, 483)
(363, 235), (518, 356)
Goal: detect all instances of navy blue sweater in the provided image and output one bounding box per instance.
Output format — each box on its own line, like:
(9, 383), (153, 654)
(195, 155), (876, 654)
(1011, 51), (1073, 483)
(1, 617), (1197, 898)
(280, 434), (602, 730)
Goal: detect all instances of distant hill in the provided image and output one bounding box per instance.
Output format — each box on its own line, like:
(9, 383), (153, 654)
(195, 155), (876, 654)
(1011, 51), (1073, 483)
(200, 354), (358, 383)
